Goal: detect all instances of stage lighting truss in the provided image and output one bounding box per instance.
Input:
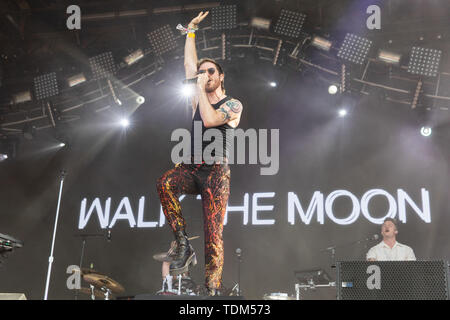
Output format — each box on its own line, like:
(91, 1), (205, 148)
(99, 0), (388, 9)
(33, 72), (58, 100)
(147, 25), (177, 56)
(337, 33), (372, 65)
(89, 52), (117, 80)
(211, 5), (237, 31)
(274, 9), (306, 38)
(407, 47), (442, 77)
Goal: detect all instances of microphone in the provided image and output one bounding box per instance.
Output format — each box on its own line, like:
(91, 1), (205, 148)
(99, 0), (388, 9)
(235, 248), (242, 258)
(370, 234), (379, 241)
(182, 70), (206, 84)
(106, 229), (111, 242)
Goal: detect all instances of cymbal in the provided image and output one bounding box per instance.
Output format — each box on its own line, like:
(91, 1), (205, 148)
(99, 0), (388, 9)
(188, 236), (200, 241)
(78, 287), (106, 299)
(83, 273), (125, 294)
(81, 268), (98, 275)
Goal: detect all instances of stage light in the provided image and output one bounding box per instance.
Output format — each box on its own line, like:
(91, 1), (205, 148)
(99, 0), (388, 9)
(89, 52), (116, 80)
(407, 47), (442, 77)
(211, 5), (237, 30)
(251, 17), (271, 30)
(124, 49), (144, 66)
(328, 85), (338, 95)
(59, 142), (66, 147)
(377, 50), (401, 65)
(269, 82), (277, 87)
(136, 96), (145, 104)
(12, 91), (32, 104)
(311, 36), (332, 51)
(338, 109), (348, 117)
(0, 154), (7, 161)
(274, 9), (306, 38)
(420, 126), (432, 137)
(147, 25), (177, 56)
(34, 72), (59, 100)
(120, 118), (130, 128)
(337, 33), (372, 65)
(67, 73), (86, 87)
(181, 85), (194, 97)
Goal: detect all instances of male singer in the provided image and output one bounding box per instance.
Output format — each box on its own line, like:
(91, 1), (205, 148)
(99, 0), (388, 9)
(366, 218), (416, 261)
(157, 11), (243, 296)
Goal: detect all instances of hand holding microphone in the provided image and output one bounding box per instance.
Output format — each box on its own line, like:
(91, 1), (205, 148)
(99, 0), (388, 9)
(182, 70), (206, 84)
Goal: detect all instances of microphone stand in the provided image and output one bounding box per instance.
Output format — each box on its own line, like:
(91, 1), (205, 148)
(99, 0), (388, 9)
(44, 170), (66, 300)
(321, 236), (378, 283)
(236, 251), (242, 296)
(73, 232), (106, 300)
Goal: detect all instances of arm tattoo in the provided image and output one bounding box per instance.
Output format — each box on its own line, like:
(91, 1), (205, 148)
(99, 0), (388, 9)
(225, 100), (243, 113)
(218, 106), (231, 121)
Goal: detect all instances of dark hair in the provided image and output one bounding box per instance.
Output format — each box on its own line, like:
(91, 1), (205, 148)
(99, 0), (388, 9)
(383, 217), (398, 230)
(197, 58), (225, 93)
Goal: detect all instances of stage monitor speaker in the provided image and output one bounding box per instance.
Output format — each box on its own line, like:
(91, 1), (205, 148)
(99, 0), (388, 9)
(337, 260), (449, 300)
(0, 293), (27, 300)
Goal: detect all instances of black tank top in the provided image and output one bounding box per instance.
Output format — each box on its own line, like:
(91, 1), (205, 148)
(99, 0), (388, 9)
(190, 96), (235, 162)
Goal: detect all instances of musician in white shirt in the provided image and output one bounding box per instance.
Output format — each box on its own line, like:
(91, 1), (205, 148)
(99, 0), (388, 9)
(366, 218), (416, 261)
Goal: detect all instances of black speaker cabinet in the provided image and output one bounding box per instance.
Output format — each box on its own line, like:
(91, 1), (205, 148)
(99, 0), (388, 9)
(337, 261), (450, 300)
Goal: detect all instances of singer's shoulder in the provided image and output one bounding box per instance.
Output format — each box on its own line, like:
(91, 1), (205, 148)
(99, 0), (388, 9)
(223, 97), (243, 113)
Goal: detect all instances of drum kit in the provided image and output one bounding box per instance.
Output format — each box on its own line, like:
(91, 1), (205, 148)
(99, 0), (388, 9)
(76, 267), (125, 300)
(153, 235), (201, 296)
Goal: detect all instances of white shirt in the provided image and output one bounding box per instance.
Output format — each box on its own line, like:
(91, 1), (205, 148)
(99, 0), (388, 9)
(366, 241), (416, 261)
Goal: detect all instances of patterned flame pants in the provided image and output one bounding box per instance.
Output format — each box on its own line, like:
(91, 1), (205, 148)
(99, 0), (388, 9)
(156, 162), (230, 289)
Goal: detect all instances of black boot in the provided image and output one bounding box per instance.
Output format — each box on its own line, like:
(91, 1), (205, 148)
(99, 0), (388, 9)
(169, 229), (195, 275)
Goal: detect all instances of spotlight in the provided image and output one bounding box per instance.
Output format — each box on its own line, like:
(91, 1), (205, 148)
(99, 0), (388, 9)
(407, 47), (442, 77)
(12, 91), (32, 104)
(181, 85), (194, 97)
(59, 142), (66, 147)
(67, 73), (86, 87)
(120, 118), (130, 128)
(211, 5), (237, 31)
(34, 72), (59, 100)
(274, 9), (307, 38)
(136, 96), (145, 104)
(420, 126), (432, 137)
(311, 36), (332, 52)
(0, 154), (7, 161)
(328, 85), (338, 95)
(147, 25), (177, 56)
(269, 82), (277, 87)
(89, 51), (116, 80)
(377, 50), (401, 65)
(338, 109), (348, 117)
(124, 49), (144, 66)
(337, 33), (372, 65)
(251, 17), (271, 30)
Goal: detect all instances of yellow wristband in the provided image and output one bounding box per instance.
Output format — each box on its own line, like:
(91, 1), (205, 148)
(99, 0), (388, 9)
(187, 32), (195, 38)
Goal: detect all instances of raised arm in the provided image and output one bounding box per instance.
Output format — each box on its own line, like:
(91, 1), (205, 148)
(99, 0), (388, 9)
(184, 12), (209, 114)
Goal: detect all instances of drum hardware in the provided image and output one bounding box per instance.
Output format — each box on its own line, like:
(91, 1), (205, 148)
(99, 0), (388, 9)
(153, 236), (200, 263)
(294, 269), (335, 300)
(73, 232), (110, 299)
(78, 271), (124, 300)
(263, 292), (295, 300)
(157, 274), (198, 296)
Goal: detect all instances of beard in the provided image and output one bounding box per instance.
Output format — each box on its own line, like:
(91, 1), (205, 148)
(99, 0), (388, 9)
(205, 78), (221, 93)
